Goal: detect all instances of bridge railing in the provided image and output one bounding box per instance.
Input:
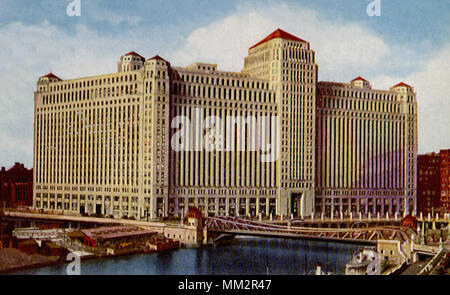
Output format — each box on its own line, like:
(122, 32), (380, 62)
(418, 249), (445, 275)
(383, 260), (407, 275)
(206, 216), (410, 237)
(413, 243), (440, 255)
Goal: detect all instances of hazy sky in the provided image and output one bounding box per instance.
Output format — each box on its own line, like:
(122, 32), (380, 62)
(0, 0), (449, 168)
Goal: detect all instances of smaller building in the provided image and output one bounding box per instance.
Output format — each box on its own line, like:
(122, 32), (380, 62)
(16, 239), (38, 255)
(401, 214), (418, 229)
(0, 163), (33, 207)
(185, 207), (204, 227)
(165, 207), (204, 246)
(40, 240), (67, 257)
(440, 149), (450, 213)
(0, 222), (13, 250)
(79, 226), (156, 248)
(187, 207), (203, 220)
(417, 153), (441, 215)
(377, 240), (405, 266)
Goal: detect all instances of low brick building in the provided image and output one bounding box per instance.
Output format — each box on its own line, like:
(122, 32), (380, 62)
(0, 163), (33, 207)
(17, 239), (38, 255)
(401, 214), (418, 229)
(40, 240), (67, 257)
(417, 150), (450, 215)
(417, 153), (441, 215)
(440, 149), (450, 213)
(79, 226), (156, 248)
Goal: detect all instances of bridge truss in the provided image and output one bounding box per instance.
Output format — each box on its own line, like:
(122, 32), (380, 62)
(205, 216), (416, 244)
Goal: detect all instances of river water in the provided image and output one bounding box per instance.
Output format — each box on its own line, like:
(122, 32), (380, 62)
(11, 237), (364, 275)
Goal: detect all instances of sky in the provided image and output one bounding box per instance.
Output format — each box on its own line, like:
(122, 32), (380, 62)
(0, 0), (449, 168)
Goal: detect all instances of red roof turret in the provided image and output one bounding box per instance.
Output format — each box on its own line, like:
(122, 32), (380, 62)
(393, 82), (412, 88)
(125, 51), (143, 57)
(124, 51), (145, 61)
(147, 55), (170, 65)
(351, 76), (368, 82)
(187, 207), (203, 220)
(249, 29), (307, 50)
(401, 214), (418, 229)
(40, 73), (61, 80)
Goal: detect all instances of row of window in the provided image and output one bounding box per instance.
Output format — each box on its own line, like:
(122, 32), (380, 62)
(319, 87), (415, 102)
(46, 73), (139, 92)
(42, 83), (140, 105)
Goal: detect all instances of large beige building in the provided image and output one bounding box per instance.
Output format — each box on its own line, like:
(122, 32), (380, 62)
(316, 78), (417, 217)
(33, 29), (317, 220)
(33, 29), (416, 220)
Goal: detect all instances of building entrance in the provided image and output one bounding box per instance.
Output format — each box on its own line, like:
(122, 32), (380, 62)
(291, 193), (303, 218)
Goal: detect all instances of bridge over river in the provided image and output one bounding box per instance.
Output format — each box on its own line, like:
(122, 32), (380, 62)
(205, 216), (416, 245)
(2, 209), (446, 248)
(3, 209), (446, 275)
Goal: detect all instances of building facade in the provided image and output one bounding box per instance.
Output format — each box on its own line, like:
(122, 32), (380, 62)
(316, 78), (418, 217)
(33, 29), (317, 220)
(0, 162), (33, 207)
(417, 153), (441, 215)
(33, 29), (416, 220)
(440, 149), (450, 213)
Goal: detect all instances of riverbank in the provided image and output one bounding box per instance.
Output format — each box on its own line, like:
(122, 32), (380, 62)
(0, 248), (61, 274)
(1, 240), (183, 275)
(9, 237), (363, 275)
